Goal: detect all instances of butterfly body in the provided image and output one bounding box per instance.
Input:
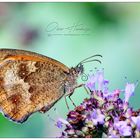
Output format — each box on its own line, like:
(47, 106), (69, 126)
(0, 49), (79, 123)
(0, 49), (102, 123)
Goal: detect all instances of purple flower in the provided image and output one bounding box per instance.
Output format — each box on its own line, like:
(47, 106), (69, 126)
(97, 70), (104, 91)
(108, 127), (120, 138)
(124, 83), (135, 102)
(119, 125), (132, 137)
(56, 118), (71, 129)
(103, 89), (120, 99)
(109, 134), (120, 138)
(125, 108), (132, 118)
(102, 80), (109, 94)
(58, 69), (140, 138)
(97, 69), (110, 92)
(85, 69), (109, 92)
(56, 120), (63, 129)
(85, 73), (97, 91)
(123, 102), (129, 111)
(88, 109), (105, 125)
(108, 130), (119, 138)
(114, 120), (132, 136)
(131, 116), (140, 130)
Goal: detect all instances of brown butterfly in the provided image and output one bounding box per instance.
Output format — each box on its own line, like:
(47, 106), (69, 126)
(0, 49), (102, 123)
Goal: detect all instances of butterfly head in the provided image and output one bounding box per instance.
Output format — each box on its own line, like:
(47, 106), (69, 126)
(65, 54), (102, 93)
(70, 63), (84, 77)
(72, 54), (103, 77)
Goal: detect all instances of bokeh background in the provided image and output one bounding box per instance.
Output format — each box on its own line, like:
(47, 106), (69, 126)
(0, 2), (140, 138)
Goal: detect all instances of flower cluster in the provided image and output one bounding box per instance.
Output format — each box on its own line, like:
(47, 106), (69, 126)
(57, 69), (140, 138)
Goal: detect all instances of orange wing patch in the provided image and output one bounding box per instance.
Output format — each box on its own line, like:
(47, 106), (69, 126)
(1, 54), (69, 73)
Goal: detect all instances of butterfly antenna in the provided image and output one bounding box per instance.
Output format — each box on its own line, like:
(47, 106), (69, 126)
(77, 54), (102, 66)
(80, 54), (102, 63)
(81, 59), (102, 64)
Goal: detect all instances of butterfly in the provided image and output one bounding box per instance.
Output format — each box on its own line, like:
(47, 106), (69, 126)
(0, 49), (102, 123)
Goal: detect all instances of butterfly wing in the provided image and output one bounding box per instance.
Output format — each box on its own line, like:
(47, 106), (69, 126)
(0, 49), (69, 123)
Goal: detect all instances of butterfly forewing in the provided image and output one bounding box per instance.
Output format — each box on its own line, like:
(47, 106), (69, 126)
(0, 49), (69, 123)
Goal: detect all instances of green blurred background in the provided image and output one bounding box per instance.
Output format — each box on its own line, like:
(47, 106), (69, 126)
(0, 2), (140, 138)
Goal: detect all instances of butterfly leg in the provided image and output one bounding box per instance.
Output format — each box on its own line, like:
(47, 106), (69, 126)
(64, 84), (88, 110)
(68, 84), (84, 107)
(83, 85), (90, 94)
(76, 84), (90, 94)
(64, 88), (77, 110)
(68, 84), (90, 106)
(65, 84), (83, 109)
(64, 94), (70, 110)
(68, 94), (76, 107)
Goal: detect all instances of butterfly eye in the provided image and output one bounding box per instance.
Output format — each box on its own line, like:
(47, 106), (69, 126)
(75, 64), (84, 74)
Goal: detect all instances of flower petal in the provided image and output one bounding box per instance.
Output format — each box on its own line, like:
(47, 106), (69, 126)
(124, 83), (136, 102)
